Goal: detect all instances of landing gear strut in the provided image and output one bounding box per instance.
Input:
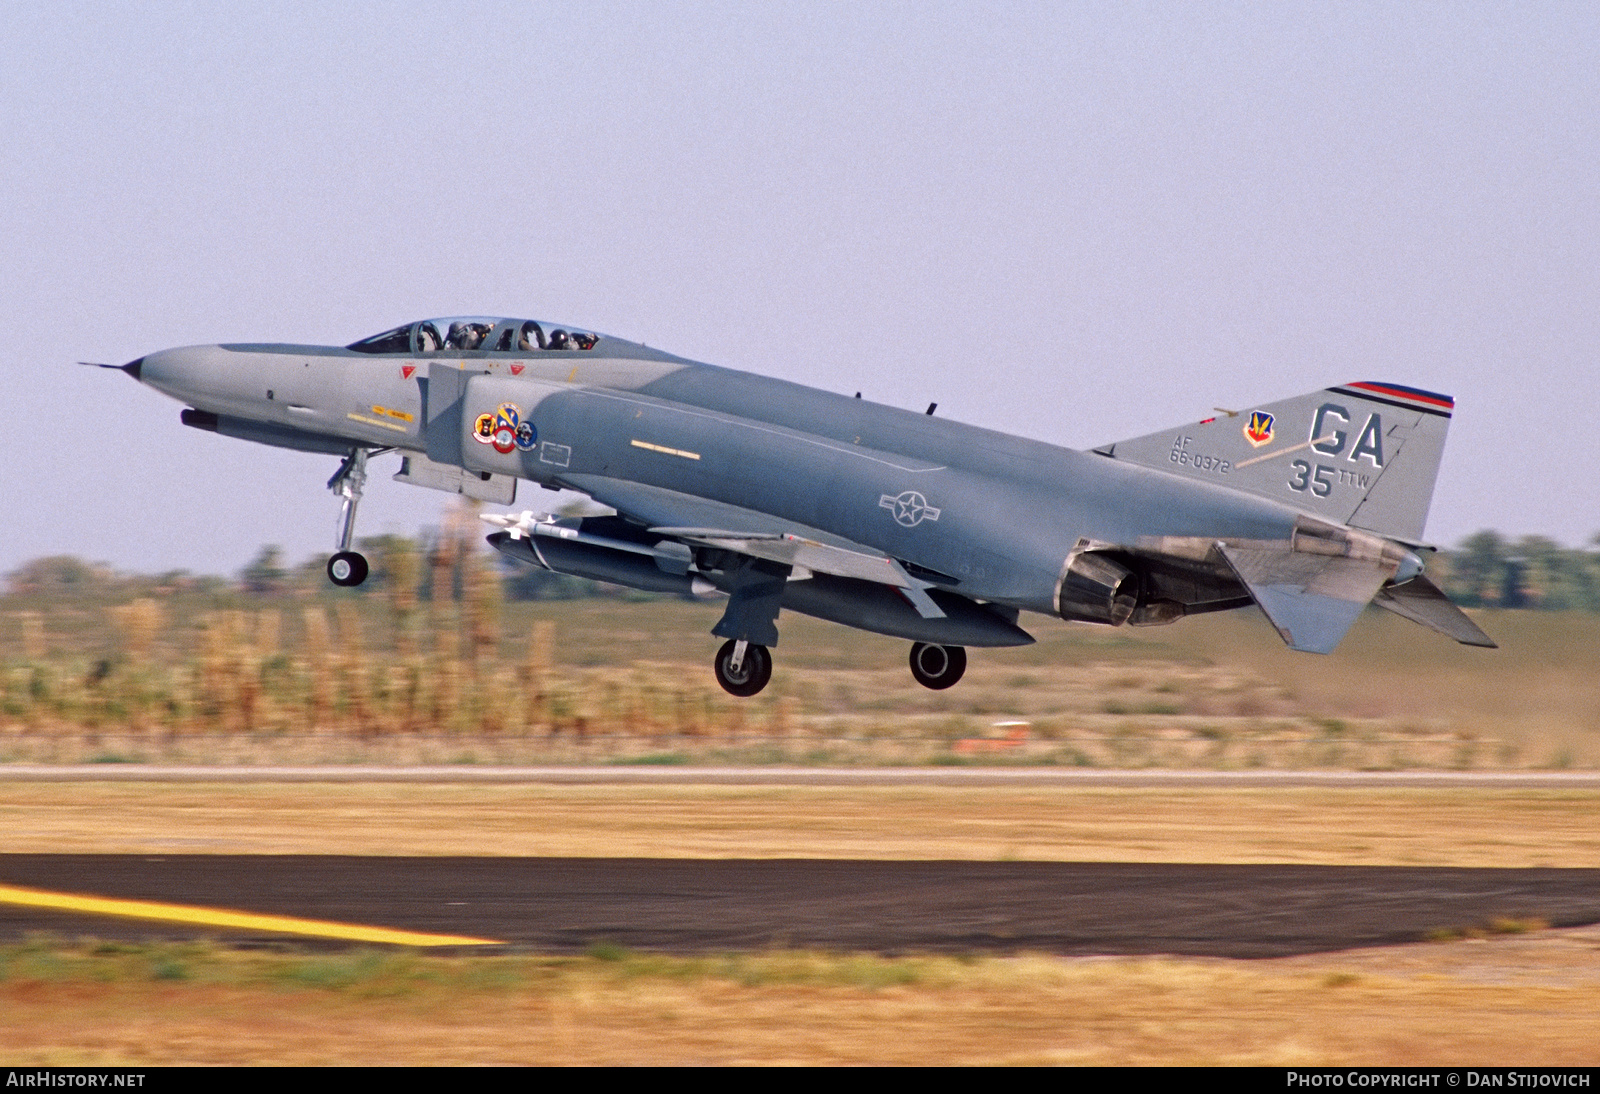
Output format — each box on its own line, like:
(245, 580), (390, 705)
(714, 639), (773, 697)
(909, 642), (966, 689)
(326, 448), (374, 587)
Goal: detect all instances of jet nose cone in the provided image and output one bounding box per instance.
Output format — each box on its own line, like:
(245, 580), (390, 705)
(136, 345), (212, 404)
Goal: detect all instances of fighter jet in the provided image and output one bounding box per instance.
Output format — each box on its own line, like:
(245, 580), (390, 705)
(93, 314), (1493, 696)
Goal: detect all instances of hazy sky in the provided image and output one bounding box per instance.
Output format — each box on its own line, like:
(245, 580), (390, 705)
(3, 2), (1596, 577)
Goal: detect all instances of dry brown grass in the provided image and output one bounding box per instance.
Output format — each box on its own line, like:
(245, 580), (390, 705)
(2, 781), (1598, 866)
(3, 937), (1598, 1065)
(6, 596), (1598, 770)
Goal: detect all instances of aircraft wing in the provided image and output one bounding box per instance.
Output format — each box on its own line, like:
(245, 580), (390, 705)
(651, 528), (945, 619)
(559, 473), (946, 618)
(1215, 543), (1397, 654)
(560, 474), (859, 546)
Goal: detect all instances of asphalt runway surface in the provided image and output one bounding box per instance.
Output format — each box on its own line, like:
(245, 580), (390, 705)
(3, 855), (1599, 957)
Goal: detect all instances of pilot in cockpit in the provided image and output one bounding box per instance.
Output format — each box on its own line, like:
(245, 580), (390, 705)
(448, 322), (490, 351)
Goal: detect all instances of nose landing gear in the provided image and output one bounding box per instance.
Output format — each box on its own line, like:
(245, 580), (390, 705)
(325, 448), (380, 587)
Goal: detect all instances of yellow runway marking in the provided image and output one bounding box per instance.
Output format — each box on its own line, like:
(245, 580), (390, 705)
(0, 884), (501, 947)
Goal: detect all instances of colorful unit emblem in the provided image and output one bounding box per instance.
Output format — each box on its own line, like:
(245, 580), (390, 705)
(1243, 410), (1274, 447)
(474, 403), (537, 452)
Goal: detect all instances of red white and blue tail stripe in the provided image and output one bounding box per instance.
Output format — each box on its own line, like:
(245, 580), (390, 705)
(1329, 381), (1453, 417)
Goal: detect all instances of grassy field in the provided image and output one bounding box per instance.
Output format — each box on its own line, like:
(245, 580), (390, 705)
(3, 592), (1596, 768)
(4, 935), (1599, 1065)
(3, 781), (1599, 865)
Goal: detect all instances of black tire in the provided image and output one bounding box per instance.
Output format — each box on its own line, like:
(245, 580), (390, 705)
(714, 640), (772, 697)
(327, 550), (369, 587)
(909, 642), (966, 690)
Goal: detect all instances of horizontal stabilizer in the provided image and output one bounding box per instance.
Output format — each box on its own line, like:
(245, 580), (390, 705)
(1373, 575), (1497, 648)
(1217, 544), (1395, 654)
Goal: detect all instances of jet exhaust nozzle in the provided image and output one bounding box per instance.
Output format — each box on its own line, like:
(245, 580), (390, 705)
(1056, 550), (1138, 626)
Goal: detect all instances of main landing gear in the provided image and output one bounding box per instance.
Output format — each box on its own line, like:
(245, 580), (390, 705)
(325, 448), (379, 587)
(714, 639), (773, 697)
(711, 639), (970, 698)
(702, 555), (969, 697)
(909, 642), (966, 690)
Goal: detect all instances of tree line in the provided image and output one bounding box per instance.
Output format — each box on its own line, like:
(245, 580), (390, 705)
(1433, 531), (1600, 610)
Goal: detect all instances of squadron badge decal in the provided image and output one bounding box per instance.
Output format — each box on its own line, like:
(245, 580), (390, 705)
(1243, 410), (1274, 447)
(475, 403), (537, 453)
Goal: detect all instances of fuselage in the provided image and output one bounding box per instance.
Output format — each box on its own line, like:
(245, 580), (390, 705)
(134, 318), (1300, 619)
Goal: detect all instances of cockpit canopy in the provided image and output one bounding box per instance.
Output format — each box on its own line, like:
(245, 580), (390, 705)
(348, 317), (601, 355)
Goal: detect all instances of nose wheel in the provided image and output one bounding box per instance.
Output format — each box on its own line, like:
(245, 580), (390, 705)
(327, 550), (369, 587)
(714, 639), (772, 697)
(909, 642), (966, 689)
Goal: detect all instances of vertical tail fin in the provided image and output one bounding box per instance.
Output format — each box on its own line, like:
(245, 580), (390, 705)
(1097, 381), (1455, 543)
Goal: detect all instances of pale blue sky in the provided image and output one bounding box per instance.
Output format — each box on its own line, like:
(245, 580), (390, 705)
(4, 2), (1596, 576)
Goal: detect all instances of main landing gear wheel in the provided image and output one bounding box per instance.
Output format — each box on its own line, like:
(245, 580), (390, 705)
(714, 639), (772, 697)
(909, 642), (966, 690)
(327, 550), (369, 588)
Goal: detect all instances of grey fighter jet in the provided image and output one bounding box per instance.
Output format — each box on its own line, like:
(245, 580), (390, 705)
(95, 314), (1493, 696)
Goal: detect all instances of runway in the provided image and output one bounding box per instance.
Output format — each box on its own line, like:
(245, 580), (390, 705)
(3, 855), (1597, 957)
(5, 765), (1600, 787)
